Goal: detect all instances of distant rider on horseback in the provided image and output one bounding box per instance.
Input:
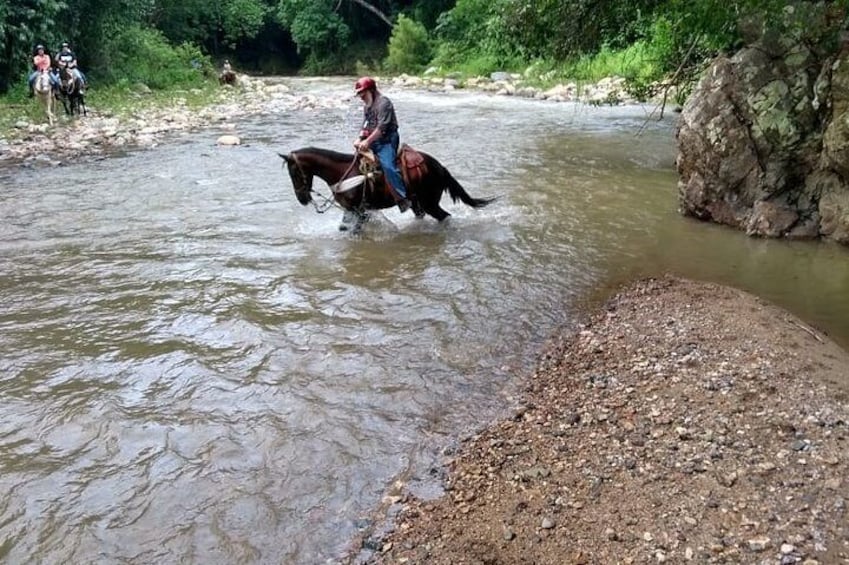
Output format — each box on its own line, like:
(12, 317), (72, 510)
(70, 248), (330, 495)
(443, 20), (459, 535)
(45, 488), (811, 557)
(352, 77), (411, 213)
(27, 45), (59, 97)
(219, 59), (236, 85)
(56, 42), (87, 93)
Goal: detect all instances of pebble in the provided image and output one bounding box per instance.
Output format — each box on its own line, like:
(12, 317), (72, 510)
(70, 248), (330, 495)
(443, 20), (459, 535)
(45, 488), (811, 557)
(541, 517), (555, 529)
(216, 134), (241, 146)
(747, 536), (771, 551)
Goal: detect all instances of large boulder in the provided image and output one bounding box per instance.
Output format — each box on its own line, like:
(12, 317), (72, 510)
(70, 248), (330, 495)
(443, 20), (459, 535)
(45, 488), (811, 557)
(677, 34), (849, 245)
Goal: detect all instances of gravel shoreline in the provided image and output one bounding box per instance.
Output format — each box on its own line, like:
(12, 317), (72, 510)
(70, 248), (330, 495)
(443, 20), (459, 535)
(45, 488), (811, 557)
(0, 75), (341, 167)
(346, 277), (849, 564)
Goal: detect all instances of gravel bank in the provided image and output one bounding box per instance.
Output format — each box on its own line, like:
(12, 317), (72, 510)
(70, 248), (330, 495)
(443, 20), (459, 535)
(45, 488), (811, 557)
(0, 75), (342, 167)
(348, 277), (849, 564)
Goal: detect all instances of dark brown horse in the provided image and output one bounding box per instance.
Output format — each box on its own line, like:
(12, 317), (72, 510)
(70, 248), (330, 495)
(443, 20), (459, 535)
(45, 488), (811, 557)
(219, 70), (237, 86)
(279, 146), (494, 233)
(57, 66), (86, 117)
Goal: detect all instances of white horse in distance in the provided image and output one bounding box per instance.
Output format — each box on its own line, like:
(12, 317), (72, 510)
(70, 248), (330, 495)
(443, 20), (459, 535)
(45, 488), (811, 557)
(33, 70), (56, 126)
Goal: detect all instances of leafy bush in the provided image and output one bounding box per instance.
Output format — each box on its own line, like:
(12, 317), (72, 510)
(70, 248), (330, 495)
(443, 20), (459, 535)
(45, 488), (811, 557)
(457, 53), (521, 76)
(296, 40), (385, 75)
(434, 0), (518, 64)
(99, 26), (210, 89)
(385, 15), (432, 73)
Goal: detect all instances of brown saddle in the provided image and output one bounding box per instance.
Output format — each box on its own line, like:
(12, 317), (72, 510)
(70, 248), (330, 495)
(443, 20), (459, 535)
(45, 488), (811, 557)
(358, 144), (428, 191)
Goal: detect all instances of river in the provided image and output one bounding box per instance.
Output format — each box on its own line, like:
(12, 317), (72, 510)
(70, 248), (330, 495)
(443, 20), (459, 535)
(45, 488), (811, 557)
(1, 78), (847, 564)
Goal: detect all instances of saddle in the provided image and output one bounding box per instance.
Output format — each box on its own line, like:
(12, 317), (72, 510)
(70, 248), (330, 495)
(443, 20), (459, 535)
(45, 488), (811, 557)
(357, 144), (427, 189)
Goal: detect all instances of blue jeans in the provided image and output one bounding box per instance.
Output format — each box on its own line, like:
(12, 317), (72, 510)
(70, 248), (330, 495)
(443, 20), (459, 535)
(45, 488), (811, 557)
(28, 71), (60, 89)
(373, 131), (407, 199)
(58, 67), (86, 84)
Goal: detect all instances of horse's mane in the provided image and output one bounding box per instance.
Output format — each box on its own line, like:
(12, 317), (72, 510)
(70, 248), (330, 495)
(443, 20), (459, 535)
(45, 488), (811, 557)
(299, 147), (353, 162)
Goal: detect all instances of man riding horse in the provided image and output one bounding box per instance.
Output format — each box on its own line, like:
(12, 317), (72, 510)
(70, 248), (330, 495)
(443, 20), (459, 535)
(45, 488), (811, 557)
(352, 77), (412, 213)
(55, 42), (87, 94)
(219, 59), (237, 85)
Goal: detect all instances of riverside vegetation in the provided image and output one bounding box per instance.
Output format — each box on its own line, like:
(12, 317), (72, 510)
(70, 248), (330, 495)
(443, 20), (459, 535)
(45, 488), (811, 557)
(4, 1), (845, 120)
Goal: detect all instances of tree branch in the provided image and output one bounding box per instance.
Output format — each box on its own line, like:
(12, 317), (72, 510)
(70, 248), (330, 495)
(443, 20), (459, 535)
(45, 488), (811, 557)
(344, 0), (394, 28)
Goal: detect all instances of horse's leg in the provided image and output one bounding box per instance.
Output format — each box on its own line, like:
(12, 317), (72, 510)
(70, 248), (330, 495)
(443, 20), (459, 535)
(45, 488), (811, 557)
(338, 209), (358, 231)
(413, 181), (450, 222)
(411, 198), (426, 219)
(351, 210), (371, 235)
(425, 205), (451, 222)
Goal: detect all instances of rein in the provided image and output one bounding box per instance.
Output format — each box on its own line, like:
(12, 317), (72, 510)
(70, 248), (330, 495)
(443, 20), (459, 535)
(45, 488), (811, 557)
(331, 154), (368, 209)
(291, 152), (365, 214)
(337, 155), (360, 187)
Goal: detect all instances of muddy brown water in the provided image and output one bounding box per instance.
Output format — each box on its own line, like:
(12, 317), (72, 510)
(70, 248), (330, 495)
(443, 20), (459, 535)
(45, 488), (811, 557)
(1, 78), (847, 564)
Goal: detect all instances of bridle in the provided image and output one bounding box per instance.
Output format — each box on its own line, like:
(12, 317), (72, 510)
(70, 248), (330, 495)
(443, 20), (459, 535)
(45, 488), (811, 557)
(59, 68), (74, 94)
(34, 71), (52, 94)
(287, 152), (365, 214)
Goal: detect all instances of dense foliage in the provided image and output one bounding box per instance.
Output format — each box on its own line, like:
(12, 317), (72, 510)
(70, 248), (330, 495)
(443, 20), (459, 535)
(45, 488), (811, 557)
(0, 0), (846, 96)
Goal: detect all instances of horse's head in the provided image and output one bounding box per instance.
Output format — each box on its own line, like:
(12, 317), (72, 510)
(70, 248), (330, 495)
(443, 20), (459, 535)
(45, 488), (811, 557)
(279, 152), (313, 205)
(58, 66), (78, 92)
(34, 70), (52, 93)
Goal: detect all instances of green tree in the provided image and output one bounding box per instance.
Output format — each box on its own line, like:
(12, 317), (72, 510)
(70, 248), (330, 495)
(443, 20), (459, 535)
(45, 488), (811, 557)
(405, 0), (455, 30)
(151, 0), (270, 53)
(432, 0), (518, 69)
(385, 14), (431, 72)
(98, 24), (208, 88)
(0, 0), (65, 93)
(220, 0), (268, 48)
(275, 0), (351, 64)
(50, 0), (156, 86)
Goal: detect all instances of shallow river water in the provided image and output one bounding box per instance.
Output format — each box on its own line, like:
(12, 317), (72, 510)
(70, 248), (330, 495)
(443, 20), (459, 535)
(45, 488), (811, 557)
(1, 78), (847, 564)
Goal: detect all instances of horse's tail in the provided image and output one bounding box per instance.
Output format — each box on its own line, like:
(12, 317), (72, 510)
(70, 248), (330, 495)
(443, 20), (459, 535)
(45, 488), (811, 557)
(439, 161), (495, 208)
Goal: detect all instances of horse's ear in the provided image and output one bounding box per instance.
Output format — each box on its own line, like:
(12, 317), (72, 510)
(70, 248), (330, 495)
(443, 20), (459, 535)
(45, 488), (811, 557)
(278, 152), (291, 163)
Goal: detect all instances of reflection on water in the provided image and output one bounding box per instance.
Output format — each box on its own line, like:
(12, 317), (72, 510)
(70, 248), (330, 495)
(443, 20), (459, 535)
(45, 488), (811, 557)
(0, 78), (847, 564)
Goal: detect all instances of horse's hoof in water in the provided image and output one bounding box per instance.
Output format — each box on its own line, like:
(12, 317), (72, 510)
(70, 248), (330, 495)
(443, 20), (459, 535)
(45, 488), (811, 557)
(339, 210), (358, 231)
(411, 200), (425, 218)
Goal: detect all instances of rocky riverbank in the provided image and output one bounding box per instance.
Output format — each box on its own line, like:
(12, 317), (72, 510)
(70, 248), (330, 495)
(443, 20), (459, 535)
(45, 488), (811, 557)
(388, 72), (659, 106)
(0, 73), (669, 168)
(0, 75), (347, 167)
(345, 277), (849, 564)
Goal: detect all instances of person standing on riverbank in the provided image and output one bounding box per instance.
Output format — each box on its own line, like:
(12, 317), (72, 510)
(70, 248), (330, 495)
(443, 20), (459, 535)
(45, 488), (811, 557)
(352, 76), (411, 213)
